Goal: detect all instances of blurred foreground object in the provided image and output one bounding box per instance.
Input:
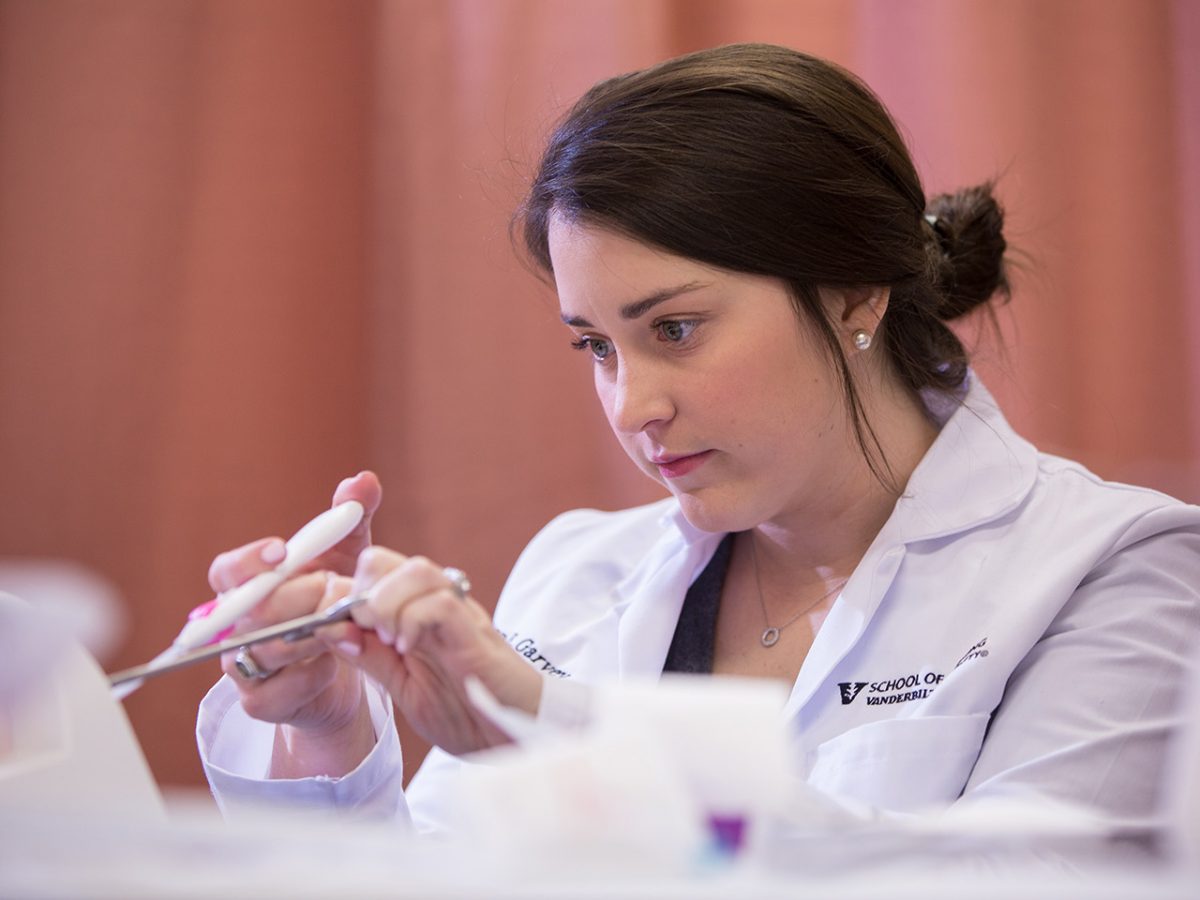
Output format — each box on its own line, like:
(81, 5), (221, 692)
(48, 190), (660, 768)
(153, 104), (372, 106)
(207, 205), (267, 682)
(1, 658), (1198, 896)
(0, 559), (126, 671)
(0, 582), (162, 822)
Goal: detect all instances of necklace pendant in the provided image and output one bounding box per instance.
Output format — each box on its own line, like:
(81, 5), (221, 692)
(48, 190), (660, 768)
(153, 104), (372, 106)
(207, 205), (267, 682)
(761, 626), (780, 648)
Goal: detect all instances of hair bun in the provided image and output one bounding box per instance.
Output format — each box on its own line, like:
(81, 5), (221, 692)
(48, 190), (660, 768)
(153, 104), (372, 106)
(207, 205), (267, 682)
(925, 182), (1010, 319)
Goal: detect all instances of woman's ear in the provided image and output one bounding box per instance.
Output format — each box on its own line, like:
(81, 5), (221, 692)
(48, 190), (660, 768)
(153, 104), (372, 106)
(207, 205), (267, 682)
(821, 285), (890, 354)
(836, 285), (890, 328)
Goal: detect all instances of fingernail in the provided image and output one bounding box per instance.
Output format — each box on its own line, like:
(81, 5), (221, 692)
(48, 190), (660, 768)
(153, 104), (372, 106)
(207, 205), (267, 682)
(377, 627), (394, 646)
(261, 539), (286, 565)
(395, 635), (408, 655)
(336, 640), (361, 657)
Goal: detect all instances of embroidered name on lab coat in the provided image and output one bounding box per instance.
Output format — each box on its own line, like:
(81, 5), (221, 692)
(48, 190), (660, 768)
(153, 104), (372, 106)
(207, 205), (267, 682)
(838, 671), (946, 706)
(495, 629), (571, 678)
(837, 637), (993, 707)
(956, 637), (989, 668)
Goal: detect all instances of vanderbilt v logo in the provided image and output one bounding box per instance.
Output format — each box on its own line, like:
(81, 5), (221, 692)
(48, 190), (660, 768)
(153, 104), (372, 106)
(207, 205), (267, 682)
(838, 681), (868, 705)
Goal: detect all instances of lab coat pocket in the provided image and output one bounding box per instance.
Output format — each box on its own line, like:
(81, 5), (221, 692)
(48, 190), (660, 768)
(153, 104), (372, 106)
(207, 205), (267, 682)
(805, 713), (990, 814)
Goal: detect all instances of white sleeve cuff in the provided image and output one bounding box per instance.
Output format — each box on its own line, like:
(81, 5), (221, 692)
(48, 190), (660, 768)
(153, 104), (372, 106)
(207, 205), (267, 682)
(197, 674), (411, 826)
(535, 676), (594, 731)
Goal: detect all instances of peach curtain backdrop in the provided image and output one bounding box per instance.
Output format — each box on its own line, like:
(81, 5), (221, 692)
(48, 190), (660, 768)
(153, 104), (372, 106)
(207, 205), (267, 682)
(1, 0), (1197, 790)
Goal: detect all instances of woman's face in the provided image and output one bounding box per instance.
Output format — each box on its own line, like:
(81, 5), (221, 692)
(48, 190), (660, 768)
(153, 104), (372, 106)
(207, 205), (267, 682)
(548, 217), (862, 534)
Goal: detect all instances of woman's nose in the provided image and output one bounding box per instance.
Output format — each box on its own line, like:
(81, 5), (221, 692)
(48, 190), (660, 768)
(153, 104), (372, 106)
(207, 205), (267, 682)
(608, 361), (674, 434)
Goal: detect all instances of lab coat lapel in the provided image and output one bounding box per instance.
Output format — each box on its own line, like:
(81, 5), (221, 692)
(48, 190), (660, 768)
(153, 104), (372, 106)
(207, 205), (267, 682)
(615, 511), (724, 679)
(785, 544), (906, 717)
(785, 374), (1038, 718)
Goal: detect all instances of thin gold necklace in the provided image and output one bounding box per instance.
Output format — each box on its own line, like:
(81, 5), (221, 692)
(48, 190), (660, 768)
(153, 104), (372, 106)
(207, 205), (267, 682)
(747, 534), (847, 648)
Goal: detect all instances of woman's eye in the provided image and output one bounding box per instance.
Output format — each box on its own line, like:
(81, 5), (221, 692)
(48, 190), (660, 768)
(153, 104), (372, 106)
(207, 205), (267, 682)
(657, 320), (697, 343)
(570, 336), (614, 361)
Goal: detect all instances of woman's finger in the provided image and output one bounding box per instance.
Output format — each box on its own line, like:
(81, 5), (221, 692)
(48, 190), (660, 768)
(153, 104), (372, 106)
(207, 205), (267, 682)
(231, 570), (333, 633)
(331, 471), (382, 526)
(319, 471), (384, 576)
(346, 546), (409, 637)
(391, 583), (493, 656)
(350, 553), (464, 645)
(220, 632), (326, 676)
(309, 574), (368, 657)
(214, 572), (340, 677)
(392, 587), (470, 655)
(226, 654), (342, 724)
(208, 536), (288, 593)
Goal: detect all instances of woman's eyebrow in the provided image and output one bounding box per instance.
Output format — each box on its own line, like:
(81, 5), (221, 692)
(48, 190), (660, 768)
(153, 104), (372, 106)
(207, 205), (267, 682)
(560, 281), (710, 327)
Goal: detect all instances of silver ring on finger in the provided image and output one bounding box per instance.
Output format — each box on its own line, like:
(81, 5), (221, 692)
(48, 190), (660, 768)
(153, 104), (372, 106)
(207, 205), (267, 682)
(441, 566), (472, 600)
(234, 646), (276, 681)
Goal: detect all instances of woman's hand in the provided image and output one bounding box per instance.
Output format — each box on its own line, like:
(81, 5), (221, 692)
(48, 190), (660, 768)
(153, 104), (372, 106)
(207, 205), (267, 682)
(340, 547), (544, 756)
(207, 471), (382, 589)
(206, 472), (382, 777)
(216, 573), (364, 758)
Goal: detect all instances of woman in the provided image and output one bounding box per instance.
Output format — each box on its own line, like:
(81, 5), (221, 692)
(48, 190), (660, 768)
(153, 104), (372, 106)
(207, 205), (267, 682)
(198, 44), (1200, 834)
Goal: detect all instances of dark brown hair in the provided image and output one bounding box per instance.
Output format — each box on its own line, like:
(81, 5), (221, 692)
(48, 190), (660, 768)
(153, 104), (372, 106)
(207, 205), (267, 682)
(517, 43), (1009, 487)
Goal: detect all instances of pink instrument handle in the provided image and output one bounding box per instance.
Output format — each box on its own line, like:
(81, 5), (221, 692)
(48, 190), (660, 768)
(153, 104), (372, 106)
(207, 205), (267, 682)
(187, 598), (234, 643)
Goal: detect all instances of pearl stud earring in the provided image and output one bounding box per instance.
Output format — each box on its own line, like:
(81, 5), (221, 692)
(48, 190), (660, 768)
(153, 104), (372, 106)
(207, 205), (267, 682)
(852, 329), (873, 351)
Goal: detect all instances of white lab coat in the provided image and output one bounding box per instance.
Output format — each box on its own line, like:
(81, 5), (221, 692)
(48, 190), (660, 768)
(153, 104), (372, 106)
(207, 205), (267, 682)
(198, 376), (1200, 833)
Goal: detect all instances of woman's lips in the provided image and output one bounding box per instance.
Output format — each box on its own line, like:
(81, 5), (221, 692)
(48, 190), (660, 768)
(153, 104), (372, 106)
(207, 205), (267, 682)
(652, 450), (714, 479)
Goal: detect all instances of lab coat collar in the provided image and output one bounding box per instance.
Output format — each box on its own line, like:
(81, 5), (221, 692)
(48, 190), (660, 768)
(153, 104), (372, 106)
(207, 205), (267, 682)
(879, 372), (1038, 546)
